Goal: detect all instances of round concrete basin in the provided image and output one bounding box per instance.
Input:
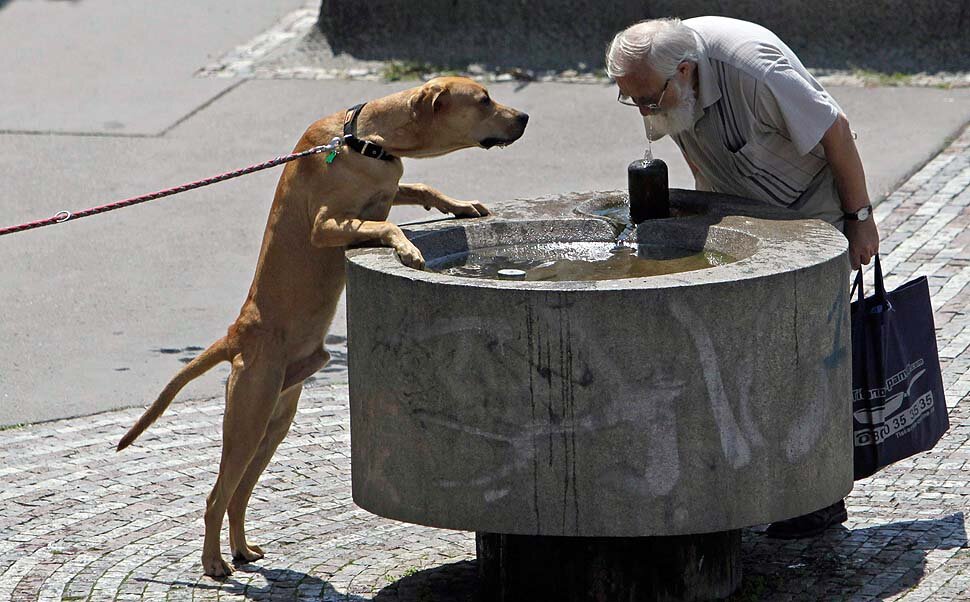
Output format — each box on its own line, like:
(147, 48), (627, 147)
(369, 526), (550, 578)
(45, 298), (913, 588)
(346, 213), (851, 538)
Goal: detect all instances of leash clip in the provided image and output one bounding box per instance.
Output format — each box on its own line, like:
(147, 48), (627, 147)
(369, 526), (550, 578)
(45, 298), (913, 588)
(324, 136), (343, 164)
(311, 137), (343, 154)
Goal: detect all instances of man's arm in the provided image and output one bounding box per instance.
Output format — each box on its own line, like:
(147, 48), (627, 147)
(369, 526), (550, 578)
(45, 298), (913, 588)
(820, 113), (879, 270)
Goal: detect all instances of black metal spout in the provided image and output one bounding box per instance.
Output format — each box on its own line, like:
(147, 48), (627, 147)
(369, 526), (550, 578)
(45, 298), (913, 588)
(628, 158), (669, 224)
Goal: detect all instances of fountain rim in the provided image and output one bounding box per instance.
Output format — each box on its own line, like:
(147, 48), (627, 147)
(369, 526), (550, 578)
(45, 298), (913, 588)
(346, 215), (848, 292)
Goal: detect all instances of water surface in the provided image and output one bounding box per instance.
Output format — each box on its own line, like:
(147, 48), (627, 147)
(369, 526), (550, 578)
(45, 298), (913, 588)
(428, 242), (735, 282)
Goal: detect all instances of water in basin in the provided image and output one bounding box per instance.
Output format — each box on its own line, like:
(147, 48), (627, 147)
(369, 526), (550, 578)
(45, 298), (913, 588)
(427, 242), (735, 282)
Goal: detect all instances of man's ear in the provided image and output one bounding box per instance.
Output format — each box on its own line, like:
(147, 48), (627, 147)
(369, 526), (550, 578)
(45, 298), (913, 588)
(677, 60), (694, 78)
(409, 83), (449, 124)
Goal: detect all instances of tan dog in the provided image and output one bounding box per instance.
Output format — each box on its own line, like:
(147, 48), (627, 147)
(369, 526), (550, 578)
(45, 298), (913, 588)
(116, 77), (529, 578)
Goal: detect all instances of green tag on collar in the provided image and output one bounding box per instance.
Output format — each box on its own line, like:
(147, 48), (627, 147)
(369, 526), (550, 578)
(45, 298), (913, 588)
(325, 151), (337, 164)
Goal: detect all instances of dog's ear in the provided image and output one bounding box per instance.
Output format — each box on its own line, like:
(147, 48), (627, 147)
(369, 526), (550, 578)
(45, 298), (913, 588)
(410, 83), (449, 124)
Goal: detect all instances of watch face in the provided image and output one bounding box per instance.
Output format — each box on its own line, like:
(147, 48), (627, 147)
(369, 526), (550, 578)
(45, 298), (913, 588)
(857, 206), (871, 221)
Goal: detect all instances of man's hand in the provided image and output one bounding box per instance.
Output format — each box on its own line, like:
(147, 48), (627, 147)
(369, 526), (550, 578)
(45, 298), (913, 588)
(844, 218), (879, 270)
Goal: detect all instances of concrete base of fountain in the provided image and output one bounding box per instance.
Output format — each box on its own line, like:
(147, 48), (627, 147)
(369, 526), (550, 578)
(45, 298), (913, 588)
(346, 190), (852, 600)
(477, 530), (741, 601)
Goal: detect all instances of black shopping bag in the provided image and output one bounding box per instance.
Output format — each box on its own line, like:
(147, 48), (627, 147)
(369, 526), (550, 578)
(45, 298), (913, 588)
(851, 255), (949, 480)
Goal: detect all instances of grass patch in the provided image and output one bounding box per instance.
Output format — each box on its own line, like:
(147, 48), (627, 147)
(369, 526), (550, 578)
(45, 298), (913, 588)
(851, 68), (915, 86)
(382, 61), (456, 81)
(0, 422), (27, 432)
(379, 61), (608, 83)
(385, 566), (422, 583)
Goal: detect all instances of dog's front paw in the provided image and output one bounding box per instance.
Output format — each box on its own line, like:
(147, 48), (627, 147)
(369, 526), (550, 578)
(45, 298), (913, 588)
(395, 241), (426, 270)
(447, 200), (490, 218)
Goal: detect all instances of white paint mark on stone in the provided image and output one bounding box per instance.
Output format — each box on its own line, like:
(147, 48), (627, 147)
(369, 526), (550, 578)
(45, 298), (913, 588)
(668, 301), (752, 469)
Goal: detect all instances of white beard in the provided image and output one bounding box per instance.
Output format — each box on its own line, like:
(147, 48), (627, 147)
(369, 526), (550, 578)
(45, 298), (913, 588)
(643, 80), (697, 141)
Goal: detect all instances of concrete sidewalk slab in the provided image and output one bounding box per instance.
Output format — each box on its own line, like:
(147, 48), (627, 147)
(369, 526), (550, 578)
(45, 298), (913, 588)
(0, 0), (307, 135)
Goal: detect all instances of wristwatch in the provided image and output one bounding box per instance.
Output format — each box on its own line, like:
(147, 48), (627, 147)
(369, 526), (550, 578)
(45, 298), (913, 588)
(844, 205), (872, 222)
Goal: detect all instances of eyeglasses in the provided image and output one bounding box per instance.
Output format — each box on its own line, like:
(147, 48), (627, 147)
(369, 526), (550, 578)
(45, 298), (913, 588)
(617, 78), (670, 111)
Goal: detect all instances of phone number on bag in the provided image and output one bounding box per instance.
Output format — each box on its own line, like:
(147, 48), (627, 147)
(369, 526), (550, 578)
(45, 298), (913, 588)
(854, 391), (935, 447)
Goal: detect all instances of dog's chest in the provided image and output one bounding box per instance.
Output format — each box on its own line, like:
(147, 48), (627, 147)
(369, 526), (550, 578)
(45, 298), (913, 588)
(357, 189), (395, 221)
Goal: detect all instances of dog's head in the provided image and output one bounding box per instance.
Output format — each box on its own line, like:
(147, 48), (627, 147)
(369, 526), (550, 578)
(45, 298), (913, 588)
(404, 77), (529, 158)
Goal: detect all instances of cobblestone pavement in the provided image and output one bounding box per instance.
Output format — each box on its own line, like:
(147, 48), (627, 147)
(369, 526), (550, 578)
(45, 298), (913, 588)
(2, 127), (970, 600)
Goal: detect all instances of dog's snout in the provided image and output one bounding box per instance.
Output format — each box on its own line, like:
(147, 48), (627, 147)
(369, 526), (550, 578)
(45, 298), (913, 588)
(517, 113), (530, 127)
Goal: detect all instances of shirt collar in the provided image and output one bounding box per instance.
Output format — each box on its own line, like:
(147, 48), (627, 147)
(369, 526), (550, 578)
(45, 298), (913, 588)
(689, 28), (721, 113)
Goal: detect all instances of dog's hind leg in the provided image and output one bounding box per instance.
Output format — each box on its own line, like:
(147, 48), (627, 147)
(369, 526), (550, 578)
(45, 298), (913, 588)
(227, 385), (302, 563)
(202, 348), (284, 579)
(281, 347), (330, 392)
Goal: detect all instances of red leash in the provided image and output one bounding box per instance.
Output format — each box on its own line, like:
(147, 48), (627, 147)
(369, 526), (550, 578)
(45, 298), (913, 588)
(0, 137), (344, 238)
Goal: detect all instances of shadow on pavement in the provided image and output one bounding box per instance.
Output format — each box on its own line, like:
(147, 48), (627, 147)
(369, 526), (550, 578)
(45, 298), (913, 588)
(374, 559), (480, 601)
(137, 565), (371, 601)
(736, 513), (967, 600)
(373, 515), (968, 601)
(129, 515), (965, 600)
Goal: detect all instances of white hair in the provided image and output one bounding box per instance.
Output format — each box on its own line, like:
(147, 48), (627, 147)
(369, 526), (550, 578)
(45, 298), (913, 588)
(606, 18), (700, 79)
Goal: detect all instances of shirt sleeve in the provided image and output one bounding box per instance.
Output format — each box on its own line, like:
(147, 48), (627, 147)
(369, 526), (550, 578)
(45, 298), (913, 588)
(753, 57), (840, 156)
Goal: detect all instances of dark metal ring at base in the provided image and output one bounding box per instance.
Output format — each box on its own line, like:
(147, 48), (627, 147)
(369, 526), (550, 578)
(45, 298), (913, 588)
(476, 530), (741, 602)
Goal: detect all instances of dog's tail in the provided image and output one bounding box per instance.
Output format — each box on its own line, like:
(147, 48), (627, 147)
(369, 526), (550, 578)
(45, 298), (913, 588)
(117, 337), (230, 452)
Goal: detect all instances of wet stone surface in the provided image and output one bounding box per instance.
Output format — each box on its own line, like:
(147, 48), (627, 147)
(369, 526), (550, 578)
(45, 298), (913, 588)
(2, 128), (970, 600)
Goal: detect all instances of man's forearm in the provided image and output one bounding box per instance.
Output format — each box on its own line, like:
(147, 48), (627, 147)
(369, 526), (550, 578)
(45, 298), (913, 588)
(821, 112), (880, 269)
(820, 113), (870, 214)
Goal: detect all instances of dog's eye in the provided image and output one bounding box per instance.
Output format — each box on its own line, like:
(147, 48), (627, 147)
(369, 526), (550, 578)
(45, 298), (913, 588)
(480, 95), (491, 106)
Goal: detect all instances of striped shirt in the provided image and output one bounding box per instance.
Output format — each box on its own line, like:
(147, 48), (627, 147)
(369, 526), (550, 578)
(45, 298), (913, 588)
(668, 17), (844, 227)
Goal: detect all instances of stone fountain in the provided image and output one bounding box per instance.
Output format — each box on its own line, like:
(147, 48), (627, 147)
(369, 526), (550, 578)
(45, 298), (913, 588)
(345, 187), (852, 601)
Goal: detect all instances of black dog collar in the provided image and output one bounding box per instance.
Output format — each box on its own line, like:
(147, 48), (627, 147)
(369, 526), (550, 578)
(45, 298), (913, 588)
(343, 103), (396, 161)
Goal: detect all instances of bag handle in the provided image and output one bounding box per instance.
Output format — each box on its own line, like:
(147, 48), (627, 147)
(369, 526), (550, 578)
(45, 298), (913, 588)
(850, 254), (890, 313)
(872, 254), (887, 302)
(851, 268), (864, 304)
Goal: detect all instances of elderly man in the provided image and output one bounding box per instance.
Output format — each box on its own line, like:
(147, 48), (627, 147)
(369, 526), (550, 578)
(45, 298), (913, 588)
(607, 16), (878, 271)
(606, 16), (879, 538)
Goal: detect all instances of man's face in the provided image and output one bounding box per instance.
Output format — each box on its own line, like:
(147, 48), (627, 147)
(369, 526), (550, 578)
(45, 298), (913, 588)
(615, 67), (671, 117)
(615, 63), (697, 141)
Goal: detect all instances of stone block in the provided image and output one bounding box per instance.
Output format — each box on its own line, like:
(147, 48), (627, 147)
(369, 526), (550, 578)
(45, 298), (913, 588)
(318, 0), (970, 72)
